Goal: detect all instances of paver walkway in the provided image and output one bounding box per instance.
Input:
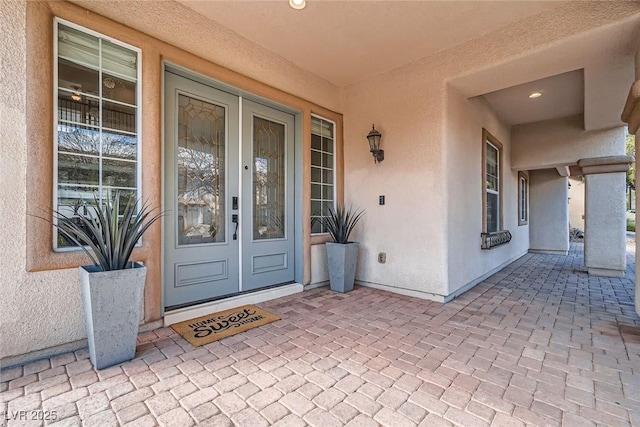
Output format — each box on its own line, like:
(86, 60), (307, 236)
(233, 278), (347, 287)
(2, 243), (639, 426)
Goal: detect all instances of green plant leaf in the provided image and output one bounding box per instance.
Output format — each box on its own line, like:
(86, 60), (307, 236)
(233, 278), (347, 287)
(313, 204), (365, 244)
(35, 191), (164, 272)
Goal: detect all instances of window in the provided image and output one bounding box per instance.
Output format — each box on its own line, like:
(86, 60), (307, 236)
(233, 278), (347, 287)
(482, 129), (503, 233)
(310, 116), (335, 234)
(54, 20), (141, 249)
(518, 172), (528, 225)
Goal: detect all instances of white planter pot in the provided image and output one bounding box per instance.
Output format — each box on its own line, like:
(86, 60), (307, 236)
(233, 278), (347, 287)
(79, 263), (146, 370)
(326, 242), (359, 293)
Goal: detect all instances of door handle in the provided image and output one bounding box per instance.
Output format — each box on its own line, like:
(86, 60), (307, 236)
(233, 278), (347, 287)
(232, 196), (238, 210)
(232, 214), (239, 240)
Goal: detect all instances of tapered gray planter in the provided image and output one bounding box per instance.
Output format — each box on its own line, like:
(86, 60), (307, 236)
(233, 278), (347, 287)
(326, 242), (359, 293)
(80, 263), (146, 370)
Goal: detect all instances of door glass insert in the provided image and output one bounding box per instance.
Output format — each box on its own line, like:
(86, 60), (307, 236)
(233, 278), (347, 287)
(177, 94), (226, 245)
(253, 116), (285, 240)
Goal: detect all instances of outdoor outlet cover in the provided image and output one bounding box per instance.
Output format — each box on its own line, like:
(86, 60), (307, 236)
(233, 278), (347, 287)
(378, 252), (386, 263)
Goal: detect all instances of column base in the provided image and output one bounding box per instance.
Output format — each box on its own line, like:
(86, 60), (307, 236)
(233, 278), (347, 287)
(587, 267), (625, 278)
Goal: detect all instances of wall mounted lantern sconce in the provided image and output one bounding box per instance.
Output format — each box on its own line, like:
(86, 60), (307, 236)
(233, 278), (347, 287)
(366, 124), (384, 163)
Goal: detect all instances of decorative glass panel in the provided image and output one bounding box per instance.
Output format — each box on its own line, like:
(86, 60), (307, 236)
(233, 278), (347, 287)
(310, 116), (335, 234)
(177, 94), (226, 245)
(253, 116), (285, 240)
(55, 22), (139, 249)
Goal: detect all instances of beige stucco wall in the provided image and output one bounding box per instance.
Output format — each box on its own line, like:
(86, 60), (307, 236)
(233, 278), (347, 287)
(512, 115), (626, 171)
(445, 90), (529, 296)
(583, 170), (628, 273)
(340, 2), (637, 300)
(341, 64), (449, 299)
(1, 1), (88, 361)
(0, 0), (341, 361)
(310, 244), (329, 286)
(4, 0), (640, 360)
(529, 169), (570, 254)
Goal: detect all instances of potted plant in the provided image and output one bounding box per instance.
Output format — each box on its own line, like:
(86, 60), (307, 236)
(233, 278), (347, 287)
(48, 192), (162, 369)
(315, 205), (365, 293)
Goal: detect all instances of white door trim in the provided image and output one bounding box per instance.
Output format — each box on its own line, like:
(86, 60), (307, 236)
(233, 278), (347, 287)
(164, 283), (303, 326)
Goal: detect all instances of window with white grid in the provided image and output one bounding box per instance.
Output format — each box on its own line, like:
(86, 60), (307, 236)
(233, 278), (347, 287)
(310, 116), (335, 234)
(54, 19), (141, 249)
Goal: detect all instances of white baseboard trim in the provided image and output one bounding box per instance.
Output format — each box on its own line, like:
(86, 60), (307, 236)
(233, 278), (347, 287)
(139, 319), (164, 333)
(163, 283), (304, 326)
(1, 339), (87, 370)
(354, 251), (530, 305)
(355, 280), (448, 303)
(0, 318), (168, 370)
(587, 267), (625, 278)
(446, 250), (529, 301)
(304, 281), (329, 290)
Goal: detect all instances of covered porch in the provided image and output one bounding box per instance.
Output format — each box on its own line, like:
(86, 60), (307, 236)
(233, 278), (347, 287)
(2, 241), (638, 426)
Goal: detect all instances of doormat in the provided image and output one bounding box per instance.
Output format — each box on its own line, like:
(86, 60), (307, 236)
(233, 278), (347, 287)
(170, 305), (280, 347)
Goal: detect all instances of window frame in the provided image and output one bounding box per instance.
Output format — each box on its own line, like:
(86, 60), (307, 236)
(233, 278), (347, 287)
(310, 114), (336, 236)
(53, 17), (143, 252)
(518, 171), (529, 226)
(482, 129), (503, 234)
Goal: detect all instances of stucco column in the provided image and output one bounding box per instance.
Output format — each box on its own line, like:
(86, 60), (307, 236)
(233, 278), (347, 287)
(578, 156), (632, 278)
(622, 49), (639, 315)
(528, 169), (569, 255)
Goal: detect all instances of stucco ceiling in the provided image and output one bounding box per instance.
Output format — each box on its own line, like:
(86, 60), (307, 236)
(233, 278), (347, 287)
(178, 0), (565, 87)
(482, 70), (585, 126)
(71, 0), (640, 129)
(177, 0), (640, 129)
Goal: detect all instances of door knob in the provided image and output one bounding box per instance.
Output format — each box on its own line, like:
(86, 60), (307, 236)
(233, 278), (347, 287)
(232, 214), (239, 240)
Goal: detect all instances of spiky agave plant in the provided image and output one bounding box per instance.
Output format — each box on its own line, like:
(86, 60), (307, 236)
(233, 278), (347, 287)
(316, 205), (365, 244)
(50, 192), (162, 271)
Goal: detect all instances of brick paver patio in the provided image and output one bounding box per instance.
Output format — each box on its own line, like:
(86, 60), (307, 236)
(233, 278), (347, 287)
(2, 242), (639, 426)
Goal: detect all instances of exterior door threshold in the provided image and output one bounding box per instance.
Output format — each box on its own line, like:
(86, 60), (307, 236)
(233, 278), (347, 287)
(163, 283), (303, 326)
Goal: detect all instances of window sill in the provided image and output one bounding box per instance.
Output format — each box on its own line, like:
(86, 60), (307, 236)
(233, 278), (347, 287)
(481, 230), (512, 250)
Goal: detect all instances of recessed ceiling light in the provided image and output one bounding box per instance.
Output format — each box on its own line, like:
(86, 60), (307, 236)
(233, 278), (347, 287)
(289, 0), (306, 9)
(528, 91), (543, 99)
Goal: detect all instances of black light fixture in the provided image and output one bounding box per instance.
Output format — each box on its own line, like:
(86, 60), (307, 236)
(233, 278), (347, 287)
(366, 124), (384, 163)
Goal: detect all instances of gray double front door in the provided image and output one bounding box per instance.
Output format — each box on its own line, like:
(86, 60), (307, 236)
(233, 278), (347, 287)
(164, 72), (295, 309)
